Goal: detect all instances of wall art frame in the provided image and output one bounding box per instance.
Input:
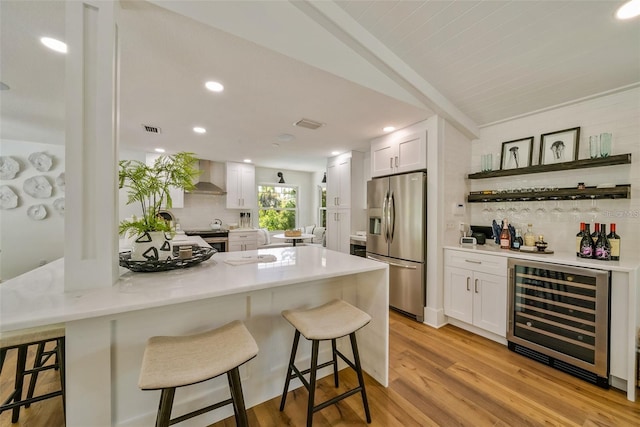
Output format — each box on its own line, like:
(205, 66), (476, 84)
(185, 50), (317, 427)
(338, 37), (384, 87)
(539, 126), (580, 165)
(499, 136), (534, 170)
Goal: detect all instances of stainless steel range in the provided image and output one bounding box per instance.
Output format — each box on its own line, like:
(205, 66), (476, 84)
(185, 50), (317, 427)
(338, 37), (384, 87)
(184, 229), (228, 252)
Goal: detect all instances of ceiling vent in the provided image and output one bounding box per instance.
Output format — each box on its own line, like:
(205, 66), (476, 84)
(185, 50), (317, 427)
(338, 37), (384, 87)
(142, 124), (161, 134)
(294, 118), (324, 130)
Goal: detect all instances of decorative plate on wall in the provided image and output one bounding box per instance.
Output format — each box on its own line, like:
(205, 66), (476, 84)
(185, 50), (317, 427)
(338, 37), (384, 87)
(0, 156), (20, 180)
(55, 172), (65, 191)
(27, 204), (47, 220)
(23, 175), (52, 198)
(28, 152), (53, 172)
(53, 197), (65, 215)
(0, 185), (18, 209)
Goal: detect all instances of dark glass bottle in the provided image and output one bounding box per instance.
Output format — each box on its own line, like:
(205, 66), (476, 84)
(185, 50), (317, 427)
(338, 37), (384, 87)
(512, 228), (523, 250)
(591, 222), (600, 243)
(594, 224), (611, 261)
(576, 222), (585, 257)
(607, 223), (620, 261)
(579, 223), (594, 258)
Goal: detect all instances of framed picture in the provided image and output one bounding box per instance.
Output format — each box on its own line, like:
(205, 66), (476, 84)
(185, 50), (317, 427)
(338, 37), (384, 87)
(500, 137), (534, 170)
(539, 127), (580, 165)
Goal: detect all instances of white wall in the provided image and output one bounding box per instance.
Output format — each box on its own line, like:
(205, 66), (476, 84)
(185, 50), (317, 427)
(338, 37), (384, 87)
(0, 140), (65, 280)
(470, 87), (640, 257)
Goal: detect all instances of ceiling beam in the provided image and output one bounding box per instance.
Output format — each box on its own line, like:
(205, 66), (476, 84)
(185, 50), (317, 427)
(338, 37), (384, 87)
(293, 0), (480, 140)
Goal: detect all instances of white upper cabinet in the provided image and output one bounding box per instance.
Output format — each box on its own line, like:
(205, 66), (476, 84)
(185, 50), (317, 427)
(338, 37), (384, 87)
(226, 162), (256, 209)
(326, 156), (352, 208)
(145, 153), (184, 208)
(370, 131), (427, 177)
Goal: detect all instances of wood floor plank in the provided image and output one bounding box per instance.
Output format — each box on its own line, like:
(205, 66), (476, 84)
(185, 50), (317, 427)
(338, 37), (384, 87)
(3, 310), (639, 426)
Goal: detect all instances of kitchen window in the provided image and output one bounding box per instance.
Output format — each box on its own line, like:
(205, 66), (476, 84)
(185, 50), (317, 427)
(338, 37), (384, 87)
(318, 186), (326, 227)
(258, 185), (297, 231)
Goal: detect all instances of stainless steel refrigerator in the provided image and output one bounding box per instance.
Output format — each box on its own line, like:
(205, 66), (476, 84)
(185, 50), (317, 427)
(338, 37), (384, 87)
(366, 171), (426, 321)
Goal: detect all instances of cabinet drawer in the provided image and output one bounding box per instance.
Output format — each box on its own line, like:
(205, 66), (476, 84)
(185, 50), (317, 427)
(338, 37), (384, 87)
(229, 232), (257, 244)
(445, 249), (507, 277)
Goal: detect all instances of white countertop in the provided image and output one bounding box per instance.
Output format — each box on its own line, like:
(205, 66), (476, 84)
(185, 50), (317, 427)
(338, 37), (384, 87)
(444, 242), (640, 272)
(0, 246), (387, 332)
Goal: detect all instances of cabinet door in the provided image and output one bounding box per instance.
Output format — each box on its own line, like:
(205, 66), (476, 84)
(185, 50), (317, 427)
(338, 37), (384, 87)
(228, 242), (243, 252)
(396, 132), (426, 174)
(327, 157), (350, 208)
(370, 139), (395, 177)
(239, 165), (256, 208)
(444, 266), (473, 324)
(326, 209), (349, 253)
(226, 163), (242, 209)
(472, 271), (507, 337)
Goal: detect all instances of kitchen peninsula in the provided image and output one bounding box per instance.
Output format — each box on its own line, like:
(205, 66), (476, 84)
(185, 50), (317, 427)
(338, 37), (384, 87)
(0, 245), (389, 427)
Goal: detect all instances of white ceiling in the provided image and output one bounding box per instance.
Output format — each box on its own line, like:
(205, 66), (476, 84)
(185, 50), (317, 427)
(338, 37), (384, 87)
(1, 1), (639, 173)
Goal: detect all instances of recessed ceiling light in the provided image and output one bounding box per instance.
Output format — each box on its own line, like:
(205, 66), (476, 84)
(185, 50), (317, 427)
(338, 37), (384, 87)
(331, 151), (340, 156)
(40, 37), (67, 53)
(243, 159), (252, 163)
(383, 126), (396, 132)
(277, 133), (295, 142)
(154, 148), (165, 153)
(205, 81), (224, 92)
(193, 127), (206, 134)
(617, 0), (640, 19)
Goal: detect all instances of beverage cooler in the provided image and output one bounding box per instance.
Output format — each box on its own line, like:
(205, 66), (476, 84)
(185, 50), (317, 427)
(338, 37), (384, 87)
(507, 259), (611, 388)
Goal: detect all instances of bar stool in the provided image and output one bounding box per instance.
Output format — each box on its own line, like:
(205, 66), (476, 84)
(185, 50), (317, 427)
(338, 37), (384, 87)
(279, 299), (372, 427)
(138, 320), (258, 427)
(0, 324), (65, 423)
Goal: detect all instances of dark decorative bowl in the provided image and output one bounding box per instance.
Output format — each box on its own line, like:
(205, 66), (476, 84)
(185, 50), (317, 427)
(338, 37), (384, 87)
(119, 247), (216, 272)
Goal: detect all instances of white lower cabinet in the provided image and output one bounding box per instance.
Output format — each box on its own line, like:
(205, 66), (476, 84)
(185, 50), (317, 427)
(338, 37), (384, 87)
(228, 230), (258, 252)
(444, 249), (508, 338)
(326, 209), (350, 253)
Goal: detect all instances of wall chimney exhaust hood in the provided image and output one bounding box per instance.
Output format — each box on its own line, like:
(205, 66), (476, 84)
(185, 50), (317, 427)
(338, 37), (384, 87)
(188, 159), (226, 195)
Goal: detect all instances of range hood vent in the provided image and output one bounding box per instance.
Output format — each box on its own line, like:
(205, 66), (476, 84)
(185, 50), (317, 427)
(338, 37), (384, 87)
(188, 160), (226, 195)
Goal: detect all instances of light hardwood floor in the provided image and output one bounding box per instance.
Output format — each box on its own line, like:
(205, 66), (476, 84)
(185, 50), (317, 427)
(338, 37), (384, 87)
(2, 310), (639, 426)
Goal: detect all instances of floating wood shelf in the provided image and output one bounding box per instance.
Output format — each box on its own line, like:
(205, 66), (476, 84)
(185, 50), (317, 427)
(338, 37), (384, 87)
(468, 153), (631, 179)
(467, 184), (631, 203)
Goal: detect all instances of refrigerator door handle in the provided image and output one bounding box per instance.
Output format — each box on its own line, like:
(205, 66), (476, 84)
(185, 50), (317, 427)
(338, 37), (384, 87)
(366, 256), (417, 269)
(382, 192), (389, 242)
(389, 191), (396, 243)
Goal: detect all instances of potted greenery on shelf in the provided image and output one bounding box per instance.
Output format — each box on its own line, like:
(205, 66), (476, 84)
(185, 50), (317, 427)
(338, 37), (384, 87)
(119, 152), (200, 261)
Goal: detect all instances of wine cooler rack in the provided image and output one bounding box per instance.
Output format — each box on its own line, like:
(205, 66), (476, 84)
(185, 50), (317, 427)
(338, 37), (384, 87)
(507, 259), (610, 387)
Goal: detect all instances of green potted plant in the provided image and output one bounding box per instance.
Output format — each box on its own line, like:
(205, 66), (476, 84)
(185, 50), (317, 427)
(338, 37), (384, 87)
(119, 152), (200, 261)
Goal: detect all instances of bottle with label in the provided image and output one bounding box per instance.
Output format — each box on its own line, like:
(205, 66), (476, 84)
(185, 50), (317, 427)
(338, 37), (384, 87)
(579, 223), (594, 258)
(512, 228), (523, 250)
(607, 223), (620, 261)
(576, 222), (585, 256)
(524, 223), (536, 247)
(591, 222), (600, 243)
(500, 219), (511, 249)
(594, 224), (611, 261)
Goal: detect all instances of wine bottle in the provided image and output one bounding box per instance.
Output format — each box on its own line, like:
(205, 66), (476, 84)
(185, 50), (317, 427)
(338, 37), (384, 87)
(500, 219), (511, 249)
(579, 223), (594, 258)
(576, 222), (585, 256)
(607, 223), (620, 261)
(591, 222), (600, 243)
(595, 224), (611, 261)
(513, 228), (523, 250)
(524, 223), (536, 247)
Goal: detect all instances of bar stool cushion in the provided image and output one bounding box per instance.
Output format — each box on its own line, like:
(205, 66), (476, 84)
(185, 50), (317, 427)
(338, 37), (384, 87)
(0, 324), (65, 349)
(138, 320), (258, 390)
(282, 299), (371, 340)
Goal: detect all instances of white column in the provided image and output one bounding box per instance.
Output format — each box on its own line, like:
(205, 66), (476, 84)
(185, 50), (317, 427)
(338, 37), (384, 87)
(65, 0), (119, 291)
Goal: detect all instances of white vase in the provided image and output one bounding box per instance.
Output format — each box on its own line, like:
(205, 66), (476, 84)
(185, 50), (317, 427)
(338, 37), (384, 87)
(131, 231), (173, 261)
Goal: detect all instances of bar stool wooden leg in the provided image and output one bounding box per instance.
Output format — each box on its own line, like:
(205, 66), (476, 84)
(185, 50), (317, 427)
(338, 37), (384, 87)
(227, 367), (249, 427)
(279, 330), (300, 410)
(331, 339), (339, 388)
(306, 340), (320, 427)
(350, 332), (371, 423)
(155, 388), (175, 427)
